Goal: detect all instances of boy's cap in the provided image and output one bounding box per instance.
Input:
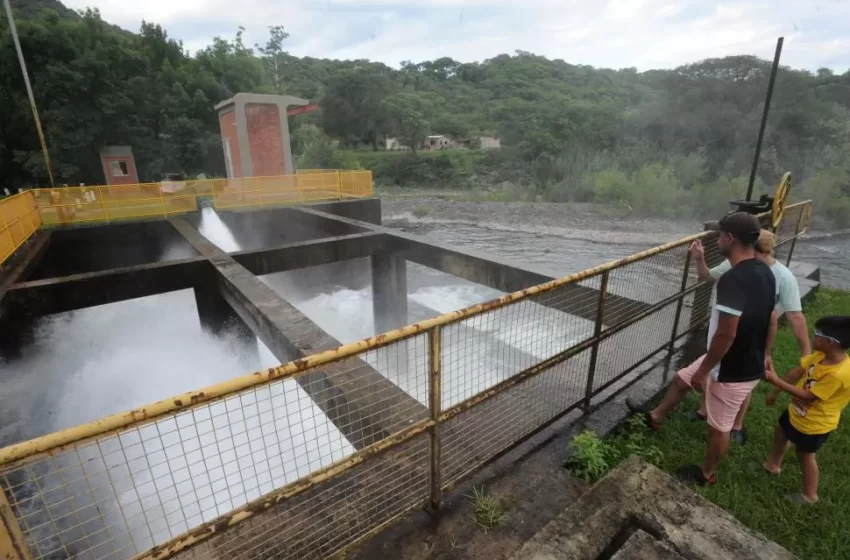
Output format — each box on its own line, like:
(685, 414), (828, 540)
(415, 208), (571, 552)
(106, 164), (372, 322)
(706, 212), (761, 245)
(814, 316), (850, 350)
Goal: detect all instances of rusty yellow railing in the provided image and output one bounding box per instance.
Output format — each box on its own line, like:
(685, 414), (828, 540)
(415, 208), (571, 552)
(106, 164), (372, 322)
(0, 201), (812, 560)
(0, 191), (41, 267)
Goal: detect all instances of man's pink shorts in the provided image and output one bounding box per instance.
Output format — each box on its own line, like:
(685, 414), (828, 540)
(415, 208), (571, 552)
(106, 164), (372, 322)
(676, 355), (759, 433)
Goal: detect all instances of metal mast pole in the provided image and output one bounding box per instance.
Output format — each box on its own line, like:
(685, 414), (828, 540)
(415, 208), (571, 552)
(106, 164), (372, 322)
(3, 0), (55, 186)
(745, 36), (783, 201)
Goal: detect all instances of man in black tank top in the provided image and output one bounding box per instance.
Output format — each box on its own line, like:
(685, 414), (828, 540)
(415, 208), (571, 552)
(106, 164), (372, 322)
(628, 212), (778, 485)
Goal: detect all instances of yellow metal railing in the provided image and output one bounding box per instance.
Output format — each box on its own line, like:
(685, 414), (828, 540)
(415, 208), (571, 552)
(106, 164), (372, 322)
(210, 171), (372, 209)
(31, 183), (200, 228)
(0, 191), (42, 267)
(0, 201), (812, 560)
(29, 171), (372, 227)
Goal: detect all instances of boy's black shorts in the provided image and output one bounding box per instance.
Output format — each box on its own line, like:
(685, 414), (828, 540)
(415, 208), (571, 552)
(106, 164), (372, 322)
(778, 410), (831, 454)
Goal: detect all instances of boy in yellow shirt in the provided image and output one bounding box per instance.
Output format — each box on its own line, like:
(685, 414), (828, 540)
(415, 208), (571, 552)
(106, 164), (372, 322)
(762, 315), (850, 504)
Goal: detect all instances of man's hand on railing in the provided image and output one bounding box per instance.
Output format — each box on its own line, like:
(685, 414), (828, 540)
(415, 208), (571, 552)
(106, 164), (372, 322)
(689, 239), (704, 259)
(690, 239), (715, 283)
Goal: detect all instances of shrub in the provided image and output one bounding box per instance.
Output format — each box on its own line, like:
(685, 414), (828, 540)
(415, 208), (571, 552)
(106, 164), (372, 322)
(566, 419), (663, 483)
(592, 169), (633, 209)
(567, 430), (614, 482)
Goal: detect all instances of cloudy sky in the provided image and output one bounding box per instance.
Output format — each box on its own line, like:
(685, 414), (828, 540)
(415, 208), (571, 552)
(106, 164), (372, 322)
(62, 0), (850, 71)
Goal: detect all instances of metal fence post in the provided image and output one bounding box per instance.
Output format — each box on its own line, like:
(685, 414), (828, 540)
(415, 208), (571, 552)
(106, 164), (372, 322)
(158, 183), (167, 218)
(784, 206), (806, 267)
(583, 270), (609, 409)
(0, 488), (33, 560)
(0, 204), (13, 256)
(336, 170), (343, 200)
(24, 192), (35, 232)
(97, 186), (109, 224)
(428, 326), (442, 510)
(669, 250), (692, 354)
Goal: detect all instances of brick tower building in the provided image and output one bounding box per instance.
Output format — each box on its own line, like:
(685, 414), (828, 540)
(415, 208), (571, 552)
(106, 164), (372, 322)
(215, 94), (312, 178)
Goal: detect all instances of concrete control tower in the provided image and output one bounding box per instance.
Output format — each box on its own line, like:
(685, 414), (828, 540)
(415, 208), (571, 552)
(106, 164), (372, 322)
(215, 93), (314, 178)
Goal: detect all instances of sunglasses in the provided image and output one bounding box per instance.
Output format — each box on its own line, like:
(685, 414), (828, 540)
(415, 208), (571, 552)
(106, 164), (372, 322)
(814, 329), (842, 345)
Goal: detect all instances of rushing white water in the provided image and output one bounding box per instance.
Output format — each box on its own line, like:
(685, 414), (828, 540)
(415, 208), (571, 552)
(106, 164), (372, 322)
(197, 206), (242, 253)
(0, 210), (363, 558)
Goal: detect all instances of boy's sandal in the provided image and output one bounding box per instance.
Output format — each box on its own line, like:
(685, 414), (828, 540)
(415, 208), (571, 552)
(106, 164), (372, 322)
(754, 462), (780, 476)
(784, 492), (816, 505)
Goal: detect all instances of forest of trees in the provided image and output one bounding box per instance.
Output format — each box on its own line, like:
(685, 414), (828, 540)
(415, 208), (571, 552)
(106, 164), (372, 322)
(2, 0), (850, 225)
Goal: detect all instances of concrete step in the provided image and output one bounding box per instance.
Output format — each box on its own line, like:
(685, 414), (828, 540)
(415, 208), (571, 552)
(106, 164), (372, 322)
(798, 278), (820, 306)
(509, 457), (796, 560)
(786, 260), (820, 308)
(788, 261), (820, 282)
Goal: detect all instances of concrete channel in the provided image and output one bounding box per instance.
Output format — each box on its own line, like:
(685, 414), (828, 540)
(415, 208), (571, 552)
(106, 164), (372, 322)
(0, 198), (672, 560)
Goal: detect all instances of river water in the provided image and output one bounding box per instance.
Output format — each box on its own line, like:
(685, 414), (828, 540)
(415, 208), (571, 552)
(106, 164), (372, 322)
(383, 199), (850, 289)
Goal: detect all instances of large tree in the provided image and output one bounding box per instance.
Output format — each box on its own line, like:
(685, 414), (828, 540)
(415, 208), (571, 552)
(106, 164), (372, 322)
(320, 66), (396, 150)
(382, 92), (438, 153)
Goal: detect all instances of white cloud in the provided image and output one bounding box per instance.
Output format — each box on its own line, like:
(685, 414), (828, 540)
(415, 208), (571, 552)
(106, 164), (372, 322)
(61, 0), (850, 71)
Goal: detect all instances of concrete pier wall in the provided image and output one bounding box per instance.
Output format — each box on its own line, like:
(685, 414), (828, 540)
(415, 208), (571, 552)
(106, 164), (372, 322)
(371, 254), (408, 333)
(27, 221), (199, 279)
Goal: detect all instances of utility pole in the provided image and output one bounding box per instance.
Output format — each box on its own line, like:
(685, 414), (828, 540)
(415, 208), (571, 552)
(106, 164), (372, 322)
(3, 0), (55, 186)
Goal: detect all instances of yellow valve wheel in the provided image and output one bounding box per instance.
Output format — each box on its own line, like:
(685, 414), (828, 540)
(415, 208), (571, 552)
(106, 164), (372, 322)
(772, 172), (791, 229)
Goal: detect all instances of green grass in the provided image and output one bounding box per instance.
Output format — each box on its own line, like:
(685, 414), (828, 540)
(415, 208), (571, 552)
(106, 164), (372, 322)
(466, 487), (509, 532)
(615, 289), (850, 559)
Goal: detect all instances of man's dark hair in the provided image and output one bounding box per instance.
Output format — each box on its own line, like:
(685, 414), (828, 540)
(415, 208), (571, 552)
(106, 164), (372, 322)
(719, 212), (761, 246)
(815, 316), (850, 350)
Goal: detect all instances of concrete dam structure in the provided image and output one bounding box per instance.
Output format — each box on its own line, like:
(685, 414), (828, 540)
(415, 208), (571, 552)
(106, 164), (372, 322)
(0, 187), (814, 560)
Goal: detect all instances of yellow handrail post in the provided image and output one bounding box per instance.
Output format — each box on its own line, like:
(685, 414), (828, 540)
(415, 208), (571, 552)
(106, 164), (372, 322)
(24, 192), (35, 231)
(337, 170), (343, 200)
(0, 488), (34, 560)
(0, 204), (14, 258)
(158, 183), (167, 218)
(259, 177), (265, 207)
(297, 174), (305, 202)
(97, 186), (109, 224)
